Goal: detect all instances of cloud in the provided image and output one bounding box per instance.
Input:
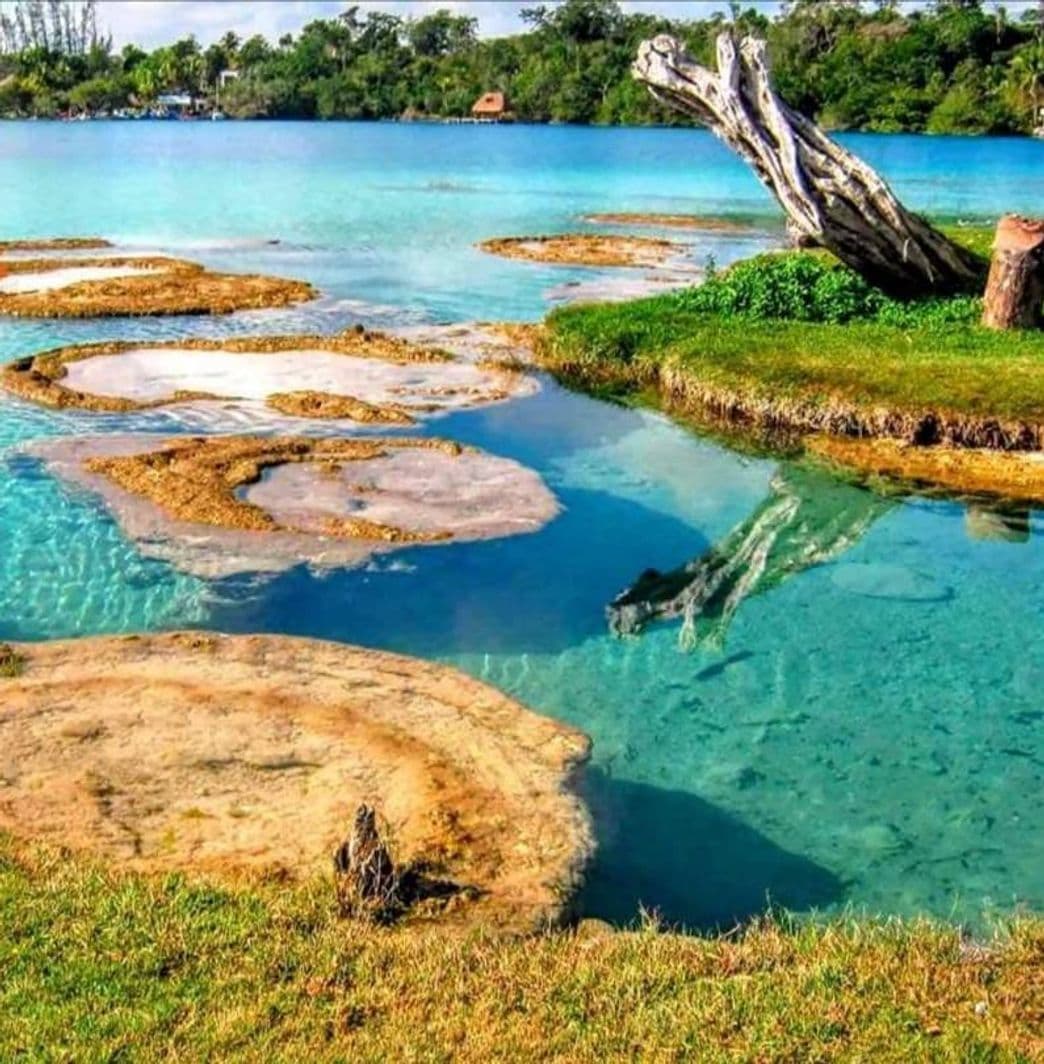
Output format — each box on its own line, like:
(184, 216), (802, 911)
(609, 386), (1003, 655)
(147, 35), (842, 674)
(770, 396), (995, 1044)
(96, 1), (747, 49)
(96, 1), (1031, 51)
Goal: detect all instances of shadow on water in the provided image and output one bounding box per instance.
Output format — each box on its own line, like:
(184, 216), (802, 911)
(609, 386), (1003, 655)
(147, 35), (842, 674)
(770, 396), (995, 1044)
(579, 767), (845, 930)
(204, 485), (712, 656)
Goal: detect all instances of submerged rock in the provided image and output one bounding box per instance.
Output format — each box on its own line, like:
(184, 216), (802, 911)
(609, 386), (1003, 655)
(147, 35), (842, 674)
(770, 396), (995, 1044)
(24, 433), (560, 578)
(828, 562), (950, 602)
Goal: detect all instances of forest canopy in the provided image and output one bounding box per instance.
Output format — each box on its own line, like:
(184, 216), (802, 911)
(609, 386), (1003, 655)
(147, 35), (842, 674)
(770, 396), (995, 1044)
(0, 0), (1042, 134)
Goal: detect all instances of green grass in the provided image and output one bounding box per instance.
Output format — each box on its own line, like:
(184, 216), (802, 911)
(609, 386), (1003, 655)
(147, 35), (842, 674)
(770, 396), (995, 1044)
(541, 237), (1044, 436)
(1, 837), (1041, 1061)
(545, 303), (1044, 419)
(938, 223), (996, 262)
(681, 250), (983, 326)
(0, 643), (25, 678)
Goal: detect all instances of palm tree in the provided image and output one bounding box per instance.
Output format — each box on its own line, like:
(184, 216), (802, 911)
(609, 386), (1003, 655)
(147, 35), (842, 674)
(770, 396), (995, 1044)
(132, 62), (158, 102)
(220, 31), (240, 67)
(1008, 41), (1044, 128)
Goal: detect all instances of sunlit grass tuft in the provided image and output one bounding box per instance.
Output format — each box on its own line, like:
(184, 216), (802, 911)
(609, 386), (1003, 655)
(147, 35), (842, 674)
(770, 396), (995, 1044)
(0, 836), (1040, 1060)
(541, 238), (1044, 438)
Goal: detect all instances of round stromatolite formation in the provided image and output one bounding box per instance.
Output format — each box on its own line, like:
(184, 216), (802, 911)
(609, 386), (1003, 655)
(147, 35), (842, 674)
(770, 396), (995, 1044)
(0, 632), (593, 930)
(0, 253), (315, 317)
(23, 433), (559, 577)
(0, 236), (114, 254)
(581, 213), (752, 232)
(478, 233), (689, 269)
(0, 330), (533, 425)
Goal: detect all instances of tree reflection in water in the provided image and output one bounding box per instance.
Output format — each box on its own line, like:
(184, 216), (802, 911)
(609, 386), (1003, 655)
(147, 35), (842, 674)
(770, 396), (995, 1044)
(610, 464), (1036, 649)
(608, 465), (895, 649)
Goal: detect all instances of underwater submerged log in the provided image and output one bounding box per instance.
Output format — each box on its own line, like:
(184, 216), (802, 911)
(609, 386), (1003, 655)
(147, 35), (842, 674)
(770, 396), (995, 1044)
(632, 33), (983, 298)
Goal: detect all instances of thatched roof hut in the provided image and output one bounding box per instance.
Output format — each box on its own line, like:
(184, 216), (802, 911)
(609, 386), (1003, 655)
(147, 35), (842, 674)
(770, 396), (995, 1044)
(472, 91), (506, 120)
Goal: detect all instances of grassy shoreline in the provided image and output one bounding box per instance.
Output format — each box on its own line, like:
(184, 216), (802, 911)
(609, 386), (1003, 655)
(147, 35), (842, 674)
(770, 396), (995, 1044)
(537, 237), (1044, 500)
(2, 837), (1041, 1061)
(541, 310), (1044, 447)
(5, 233), (1044, 1059)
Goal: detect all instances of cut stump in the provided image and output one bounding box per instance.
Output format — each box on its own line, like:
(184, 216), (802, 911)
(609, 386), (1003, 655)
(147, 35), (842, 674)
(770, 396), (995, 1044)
(982, 215), (1044, 330)
(334, 804), (402, 921)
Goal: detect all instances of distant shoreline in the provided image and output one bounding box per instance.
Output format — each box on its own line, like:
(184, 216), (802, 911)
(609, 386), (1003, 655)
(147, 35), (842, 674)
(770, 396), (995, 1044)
(1, 115), (1040, 141)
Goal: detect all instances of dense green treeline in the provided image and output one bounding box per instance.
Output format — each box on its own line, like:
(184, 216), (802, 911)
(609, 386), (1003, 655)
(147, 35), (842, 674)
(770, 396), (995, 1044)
(1, 0), (1042, 133)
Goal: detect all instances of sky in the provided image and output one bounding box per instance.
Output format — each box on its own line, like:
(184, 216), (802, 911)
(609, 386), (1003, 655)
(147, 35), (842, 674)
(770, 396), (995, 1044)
(94, 0), (1036, 50)
(95, 1), (764, 49)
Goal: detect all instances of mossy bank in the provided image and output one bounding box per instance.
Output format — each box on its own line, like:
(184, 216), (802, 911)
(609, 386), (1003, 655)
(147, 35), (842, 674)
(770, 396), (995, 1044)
(537, 233), (1044, 501)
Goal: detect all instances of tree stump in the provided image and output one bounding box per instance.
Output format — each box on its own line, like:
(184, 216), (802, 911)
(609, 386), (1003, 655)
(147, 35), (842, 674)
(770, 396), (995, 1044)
(333, 804), (401, 921)
(982, 215), (1044, 330)
(633, 33), (984, 298)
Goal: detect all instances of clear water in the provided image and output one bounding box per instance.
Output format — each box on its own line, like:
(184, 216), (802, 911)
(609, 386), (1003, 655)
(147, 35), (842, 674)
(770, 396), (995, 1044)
(1, 123), (1042, 930)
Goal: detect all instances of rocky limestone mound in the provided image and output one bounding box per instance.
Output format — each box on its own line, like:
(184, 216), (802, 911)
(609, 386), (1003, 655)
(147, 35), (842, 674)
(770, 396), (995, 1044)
(0, 632), (594, 931)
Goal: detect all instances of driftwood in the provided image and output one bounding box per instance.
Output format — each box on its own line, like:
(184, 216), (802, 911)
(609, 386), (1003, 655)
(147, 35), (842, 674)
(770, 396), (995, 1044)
(333, 804), (402, 921)
(633, 34), (984, 298)
(982, 215), (1044, 329)
(332, 804), (475, 922)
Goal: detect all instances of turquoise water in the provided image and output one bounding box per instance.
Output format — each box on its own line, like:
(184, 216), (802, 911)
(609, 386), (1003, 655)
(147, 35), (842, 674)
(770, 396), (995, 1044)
(1, 123), (1042, 929)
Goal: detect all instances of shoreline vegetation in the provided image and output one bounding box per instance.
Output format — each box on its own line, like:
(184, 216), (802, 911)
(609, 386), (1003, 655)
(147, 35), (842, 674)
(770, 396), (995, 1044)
(1, 1), (1043, 134)
(536, 225), (1044, 502)
(0, 620), (1041, 1058)
(3, 245), (1042, 1059)
(0, 19), (1042, 1042)
(0, 831), (1040, 1059)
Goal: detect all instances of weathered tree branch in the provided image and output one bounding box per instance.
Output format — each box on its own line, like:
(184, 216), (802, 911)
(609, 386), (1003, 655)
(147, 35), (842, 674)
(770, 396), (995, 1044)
(633, 33), (984, 298)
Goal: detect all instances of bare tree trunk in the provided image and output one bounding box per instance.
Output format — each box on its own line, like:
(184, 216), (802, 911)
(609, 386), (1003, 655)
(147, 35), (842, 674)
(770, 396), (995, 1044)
(982, 215), (1044, 329)
(633, 33), (984, 298)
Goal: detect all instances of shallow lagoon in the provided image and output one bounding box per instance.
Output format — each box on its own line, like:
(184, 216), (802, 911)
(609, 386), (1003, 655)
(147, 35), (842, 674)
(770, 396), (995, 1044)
(1, 122), (1042, 929)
